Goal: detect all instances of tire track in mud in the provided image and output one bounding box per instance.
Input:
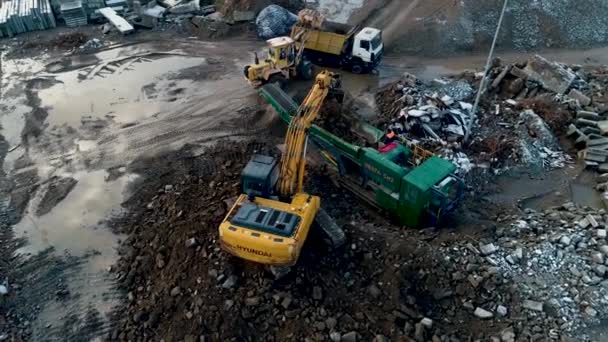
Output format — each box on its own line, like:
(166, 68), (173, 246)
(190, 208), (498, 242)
(80, 82), (266, 171)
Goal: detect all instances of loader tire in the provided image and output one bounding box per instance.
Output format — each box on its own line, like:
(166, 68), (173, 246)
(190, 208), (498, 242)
(298, 60), (313, 80)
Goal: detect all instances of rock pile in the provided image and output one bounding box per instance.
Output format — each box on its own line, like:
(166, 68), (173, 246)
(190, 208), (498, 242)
(107, 138), (603, 341)
(482, 202), (608, 339)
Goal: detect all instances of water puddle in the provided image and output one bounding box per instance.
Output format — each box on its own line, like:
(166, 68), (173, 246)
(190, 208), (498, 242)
(14, 169), (134, 255)
(12, 169), (136, 338)
(38, 55), (204, 127)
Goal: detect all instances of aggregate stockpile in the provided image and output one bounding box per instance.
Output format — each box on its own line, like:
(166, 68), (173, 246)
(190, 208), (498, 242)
(373, 55), (608, 177)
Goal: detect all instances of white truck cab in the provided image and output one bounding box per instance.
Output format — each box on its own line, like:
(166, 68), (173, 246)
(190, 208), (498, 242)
(352, 27), (383, 71)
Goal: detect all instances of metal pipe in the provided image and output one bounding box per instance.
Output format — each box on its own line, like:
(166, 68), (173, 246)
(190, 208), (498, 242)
(464, 0), (509, 143)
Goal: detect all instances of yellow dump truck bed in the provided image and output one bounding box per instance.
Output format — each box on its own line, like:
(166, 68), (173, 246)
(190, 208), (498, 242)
(304, 29), (349, 56)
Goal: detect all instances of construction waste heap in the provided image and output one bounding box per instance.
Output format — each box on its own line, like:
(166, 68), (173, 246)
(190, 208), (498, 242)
(368, 54), (605, 179)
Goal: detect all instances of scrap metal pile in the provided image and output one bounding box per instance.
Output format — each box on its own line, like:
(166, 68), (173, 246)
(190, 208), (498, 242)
(373, 55), (603, 175)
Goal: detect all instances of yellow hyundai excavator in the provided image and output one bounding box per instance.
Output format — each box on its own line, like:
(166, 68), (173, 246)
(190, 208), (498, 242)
(219, 70), (345, 267)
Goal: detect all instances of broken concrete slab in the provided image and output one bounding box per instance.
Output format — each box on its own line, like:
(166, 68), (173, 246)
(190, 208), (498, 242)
(169, 0), (199, 14)
(522, 55), (577, 94)
(576, 118), (599, 128)
(523, 300), (544, 312)
(233, 10), (255, 22)
(598, 121), (608, 135)
(588, 148), (608, 156)
(568, 89), (592, 106)
(585, 152), (606, 163)
(589, 138), (608, 146)
(98, 7), (133, 34)
(582, 127), (601, 136)
(578, 111), (600, 121)
(510, 66), (528, 80)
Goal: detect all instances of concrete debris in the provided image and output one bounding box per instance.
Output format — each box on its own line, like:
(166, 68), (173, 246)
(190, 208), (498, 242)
(522, 55), (576, 94)
(168, 0), (199, 15)
(568, 89), (592, 107)
(479, 243), (498, 256)
(79, 38), (103, 50)
(522, 300), (543, 312)
(496, 305), (508, 317)
(420, 317), (433, 328)
(98, 7), (134, 34)
(373, 54), (595, 176)
(341, 331), (358, 342)
(221, 275), (237, 289)
(232, 10), (254, 22)
(474, 307), (493, 319)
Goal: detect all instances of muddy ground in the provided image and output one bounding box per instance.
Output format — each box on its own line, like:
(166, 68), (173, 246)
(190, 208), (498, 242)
(1, 18), (608, 342)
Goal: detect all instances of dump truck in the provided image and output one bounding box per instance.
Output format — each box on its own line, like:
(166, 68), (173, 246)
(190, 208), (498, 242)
(302, 21), (383, 74)
(259, 83), (464, 228)
(219, 71), (345, 268)
(244, 9), (383, 87)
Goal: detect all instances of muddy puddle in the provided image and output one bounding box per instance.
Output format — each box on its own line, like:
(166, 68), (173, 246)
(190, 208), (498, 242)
(0, 42), (238, 340)
(14, 170), (133, 255)
(39, 55), (205, 127)
(12, 170), (135, 339)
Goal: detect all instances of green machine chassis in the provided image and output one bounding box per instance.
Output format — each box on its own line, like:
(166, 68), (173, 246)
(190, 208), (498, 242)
(259, 84), (464, 227)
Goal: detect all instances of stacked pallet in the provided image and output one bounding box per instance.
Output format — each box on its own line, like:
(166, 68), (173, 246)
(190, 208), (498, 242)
(0, 0), (56, 37)
(60, 0), (87, 27)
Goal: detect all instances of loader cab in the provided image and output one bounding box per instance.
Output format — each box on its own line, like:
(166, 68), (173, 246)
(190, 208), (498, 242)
(352, 28), (383, 68)
(241, 154), (280, 198)
(266, 37), (296, 69)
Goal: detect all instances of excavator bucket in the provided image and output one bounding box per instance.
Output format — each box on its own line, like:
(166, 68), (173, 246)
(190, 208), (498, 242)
(297, 9), (324, 30)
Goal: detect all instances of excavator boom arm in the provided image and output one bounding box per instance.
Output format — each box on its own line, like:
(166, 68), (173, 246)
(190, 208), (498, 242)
(278, 70), (337, 196)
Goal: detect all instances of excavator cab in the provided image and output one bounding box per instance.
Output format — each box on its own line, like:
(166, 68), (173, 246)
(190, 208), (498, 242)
(241, 154), (280, 198)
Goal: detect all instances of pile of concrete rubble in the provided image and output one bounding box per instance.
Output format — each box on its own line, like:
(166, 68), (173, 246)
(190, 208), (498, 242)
(443, 202), (608, 340)
(374, 55), (606, 175)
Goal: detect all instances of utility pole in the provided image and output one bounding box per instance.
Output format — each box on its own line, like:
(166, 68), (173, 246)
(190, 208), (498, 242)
(464, 0), (509, 143)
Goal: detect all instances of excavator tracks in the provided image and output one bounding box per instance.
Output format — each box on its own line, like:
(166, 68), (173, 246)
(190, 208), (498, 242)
(315, 207), (346, 248)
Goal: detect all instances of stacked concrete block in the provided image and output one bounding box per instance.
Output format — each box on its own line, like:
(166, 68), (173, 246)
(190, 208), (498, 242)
(60, 0), (87, 27)
(0, 0), (56, 37)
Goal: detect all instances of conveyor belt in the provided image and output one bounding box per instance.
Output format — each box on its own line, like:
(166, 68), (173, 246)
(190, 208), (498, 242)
(260, 83), (299, 116)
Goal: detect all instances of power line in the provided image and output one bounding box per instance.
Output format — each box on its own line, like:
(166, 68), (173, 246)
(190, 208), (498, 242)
(464, 0), (509, 143)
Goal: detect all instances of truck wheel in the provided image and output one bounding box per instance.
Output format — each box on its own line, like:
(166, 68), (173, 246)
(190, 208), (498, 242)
(268, 74), (287, 89)
(351, 64), (363, 74)
(299, 61), (313, 80)
(243, 65), (250, 78)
